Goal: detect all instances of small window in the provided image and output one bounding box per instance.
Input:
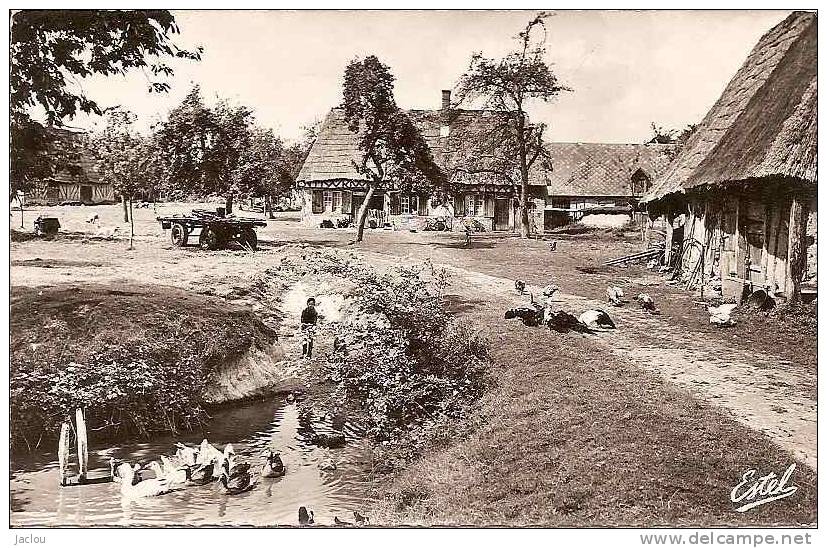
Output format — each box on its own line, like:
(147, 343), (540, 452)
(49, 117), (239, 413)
(332, 191), (342, 213)
(399, 194), (420, 215)
(323, 190), (333, 212)
(464, 194), (484, 216)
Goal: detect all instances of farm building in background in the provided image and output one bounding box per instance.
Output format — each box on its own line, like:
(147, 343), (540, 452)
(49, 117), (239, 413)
(642, 11), (816, 303)
(19, 128), (115, 206)
(296, 90), (551, 233)
(544, 142), (676, 229)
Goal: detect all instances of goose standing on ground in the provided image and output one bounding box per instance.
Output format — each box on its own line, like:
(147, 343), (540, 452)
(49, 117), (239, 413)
(542, 284), (560, 302)
(636, 293), (657, 313)
(117, 463), (180, 500)
(578, 309), (616, 330)
(606, 286), (625, 306)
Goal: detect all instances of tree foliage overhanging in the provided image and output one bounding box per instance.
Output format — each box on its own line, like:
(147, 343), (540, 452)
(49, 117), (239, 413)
(9, 10), (201, 199)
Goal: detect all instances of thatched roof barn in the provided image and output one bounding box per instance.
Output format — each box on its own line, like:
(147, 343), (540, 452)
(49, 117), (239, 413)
(642, 11), (817, 302)
(643, 11), (816, 210)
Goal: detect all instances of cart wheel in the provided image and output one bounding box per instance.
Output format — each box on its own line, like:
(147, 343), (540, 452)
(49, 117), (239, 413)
(170, 223), (188, 247)
(199, 227), (220, 250)
(239, 228), (258, 251)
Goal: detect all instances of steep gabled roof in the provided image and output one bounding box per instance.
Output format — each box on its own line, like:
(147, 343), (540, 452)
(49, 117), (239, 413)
(643, 11), (817, 203)
(45, 127), (101, 185)
(297, 107), (548, 187)
(546, 142), (676, 197)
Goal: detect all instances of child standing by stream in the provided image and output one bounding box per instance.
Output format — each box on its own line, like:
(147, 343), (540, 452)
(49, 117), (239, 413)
(300, 297), (319, 359)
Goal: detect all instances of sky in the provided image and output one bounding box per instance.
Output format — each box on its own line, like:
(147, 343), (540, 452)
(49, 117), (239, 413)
(66, 9), (791, 145)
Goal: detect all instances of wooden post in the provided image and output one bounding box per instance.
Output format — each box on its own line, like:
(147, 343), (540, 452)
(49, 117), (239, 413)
(58, 422), (71, 487)
(786, 194), (808, 304)
(75, 408), (88, 483)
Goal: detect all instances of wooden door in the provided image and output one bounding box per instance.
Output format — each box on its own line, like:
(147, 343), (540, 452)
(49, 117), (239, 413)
(738, 199), (766, 286)
(494, 199), (509, 231)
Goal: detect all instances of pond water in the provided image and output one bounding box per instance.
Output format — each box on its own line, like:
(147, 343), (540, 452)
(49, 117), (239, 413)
(10, 397), (374, 527)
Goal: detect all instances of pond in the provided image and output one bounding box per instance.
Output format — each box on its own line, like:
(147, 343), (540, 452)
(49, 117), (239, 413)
(10, 396), (374, 527)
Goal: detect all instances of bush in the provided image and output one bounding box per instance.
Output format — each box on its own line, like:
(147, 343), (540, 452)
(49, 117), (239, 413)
(281, 253), (492, 464)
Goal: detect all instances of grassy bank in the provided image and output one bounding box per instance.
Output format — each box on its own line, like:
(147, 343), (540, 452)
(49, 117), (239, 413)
(369, 293), (817, 527)
(10, 283), (277, 451)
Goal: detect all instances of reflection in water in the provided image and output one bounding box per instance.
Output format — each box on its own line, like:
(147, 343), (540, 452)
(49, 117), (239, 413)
(10, 397), (373, 527)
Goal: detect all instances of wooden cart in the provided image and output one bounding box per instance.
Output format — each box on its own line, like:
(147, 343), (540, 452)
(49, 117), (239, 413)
(157, 209), (266, 251)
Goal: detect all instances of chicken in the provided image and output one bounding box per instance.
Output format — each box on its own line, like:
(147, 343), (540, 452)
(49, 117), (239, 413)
(606, 286), (625, 306)
(542, 284), (560, 299)
(708, 303), (737, 327)
(635, 293), (656, 312)
(514, 279), (526, 294)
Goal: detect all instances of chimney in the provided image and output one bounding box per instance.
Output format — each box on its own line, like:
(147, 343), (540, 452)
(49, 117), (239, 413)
(441, 89), (451, 110)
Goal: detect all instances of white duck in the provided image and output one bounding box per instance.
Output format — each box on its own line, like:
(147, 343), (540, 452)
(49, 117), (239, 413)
(159, 455), (189, 484)
(117, 463), (180, 500)
(197, 439), (223, 465)
(708, 303), (737, 327)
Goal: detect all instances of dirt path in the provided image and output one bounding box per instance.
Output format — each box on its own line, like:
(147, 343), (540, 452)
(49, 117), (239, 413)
(357, 249), (817, 470)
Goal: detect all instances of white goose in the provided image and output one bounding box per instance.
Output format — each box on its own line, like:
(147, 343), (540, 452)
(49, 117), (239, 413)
(117, 463), (181, 500)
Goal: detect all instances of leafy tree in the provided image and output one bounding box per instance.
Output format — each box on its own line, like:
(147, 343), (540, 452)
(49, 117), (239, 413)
(91, 109), (158, 249)
(156, 88), (258, 214)
(234, 128), (294, 217)
(342, 56), (446, 243)
(10, 9), (200, 201)
(454, 13), (569, 237)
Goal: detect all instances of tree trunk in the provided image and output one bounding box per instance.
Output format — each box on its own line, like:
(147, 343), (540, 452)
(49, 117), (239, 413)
(121, 195), (129, 222)
(266, 194), (275, 219)
(225, 193), (234, 215)
(354, 185), (377, 243)
(786, 195), (808, 304)
(20, 201), (24, 229)
(519, 182), (531, 238)
(128, 198), (135, 250)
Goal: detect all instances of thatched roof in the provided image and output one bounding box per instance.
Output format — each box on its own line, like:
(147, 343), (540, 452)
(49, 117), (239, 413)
(46, 127), (102, 185)
(297, 107), (549, 187)
(643, 11), (817, 204)
(546, 142), (676, 197)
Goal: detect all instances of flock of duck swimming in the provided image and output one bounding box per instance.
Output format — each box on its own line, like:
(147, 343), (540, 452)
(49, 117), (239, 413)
(111, 439), (284, 500)
(108, 439), (368, 525)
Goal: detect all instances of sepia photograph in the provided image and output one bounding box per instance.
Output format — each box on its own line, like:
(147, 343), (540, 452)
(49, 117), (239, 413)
(6, 5), (819, 540)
